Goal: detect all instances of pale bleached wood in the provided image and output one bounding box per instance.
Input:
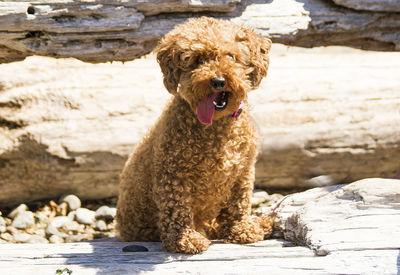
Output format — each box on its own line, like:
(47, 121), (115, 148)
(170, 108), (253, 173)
(1, 47), (400, 205)
(274, 179), (400, 255)
(0, 240), (398, 274)
(0, 0), (400, 64)
(332, 0), (400, 12)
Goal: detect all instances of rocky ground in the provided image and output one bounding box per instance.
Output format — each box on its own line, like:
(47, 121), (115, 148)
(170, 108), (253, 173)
(0, 191), (283, 244)
(0, 195), (118, 244)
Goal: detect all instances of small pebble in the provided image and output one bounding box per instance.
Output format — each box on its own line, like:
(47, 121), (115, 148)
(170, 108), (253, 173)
(67, 210), (76, 221)
(251, 190), (270, 207)
(0, 232), (14, 242)
(35, 212), (49, 226)
(268, 194), (284, 205)
(27, 235), (49, 244)
(61, 220), (81, 233)
(27, 228), (45, 238)
(46, 224), (59, 236)
(95, 206), (117, 222)
(8, 204), (28, 219)
(12, 211), (35, 229)
(0, 217), (6, 233)
(65, 233), (92, 243)
(94, 220), (107, 231)
(122, 245), (149, 252)
(75, 208), (95, 225)
(6, 226), (18, 235)
(253, 206), (274, 216)
(50, 216), (71, 228)
(13, 232), (31, 243)
(49, 234), (64, 244)
(46, 224), (68, 238)
(60, 194), (81, 211)
(57, 202), (68, 216)
(305, 175), (336, 188)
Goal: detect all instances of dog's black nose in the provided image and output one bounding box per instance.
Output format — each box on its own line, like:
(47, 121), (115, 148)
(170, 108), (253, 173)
(210, 77), (226, 90)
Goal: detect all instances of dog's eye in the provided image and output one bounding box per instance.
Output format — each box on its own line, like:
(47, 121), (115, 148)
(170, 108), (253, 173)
(180, 53), (195, 67)
(196, 58), (204, 66)
(227, 54), (236, 61)
(182, 56), (192, 66)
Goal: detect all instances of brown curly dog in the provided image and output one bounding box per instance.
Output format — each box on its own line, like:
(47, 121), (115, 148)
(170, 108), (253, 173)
(116, 17), (274, 254)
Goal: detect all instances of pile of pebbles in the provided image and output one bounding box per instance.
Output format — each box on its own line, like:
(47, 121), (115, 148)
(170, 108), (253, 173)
(0, 191), (282, 244)
(0, 194), (117, 244)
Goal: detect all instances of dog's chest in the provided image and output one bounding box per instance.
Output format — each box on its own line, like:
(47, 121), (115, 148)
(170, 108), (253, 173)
(187, 123), (256, 193)
(184, 124), (257, 222)
(155, 107), (257, 196)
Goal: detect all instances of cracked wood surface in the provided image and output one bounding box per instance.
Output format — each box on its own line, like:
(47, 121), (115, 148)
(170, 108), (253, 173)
(274, 178), (400, 254)
(0, 0), (400, 64)
(0, 239), (399, 274)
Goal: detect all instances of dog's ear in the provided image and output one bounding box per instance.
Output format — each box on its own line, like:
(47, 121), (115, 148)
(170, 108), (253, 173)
(155, 38), (181, 96)
(250, 36), (271, 88)
(240, 29), (271, 89)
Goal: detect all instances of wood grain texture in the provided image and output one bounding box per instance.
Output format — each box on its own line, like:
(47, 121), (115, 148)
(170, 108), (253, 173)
(1, 179), (399, 273)
(0, 0), (400, 64)
(0, 239), (398, 274)
(1, 45), (399, 206)
(274, 178), (400, 255)
(332, 0), (400, 12)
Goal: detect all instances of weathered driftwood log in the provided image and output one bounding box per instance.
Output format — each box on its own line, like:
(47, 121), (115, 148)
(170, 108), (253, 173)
(0, 46), (399, 206)
(274, 178), (400, 255)
(0, 0), (400, 64)
(1, 239), (399, 273)
(332, 0), (400, 12)
(1, 179), (399, 274)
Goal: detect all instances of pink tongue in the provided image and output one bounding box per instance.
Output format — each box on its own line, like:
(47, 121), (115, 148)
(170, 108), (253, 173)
(197, 93), (218, 125)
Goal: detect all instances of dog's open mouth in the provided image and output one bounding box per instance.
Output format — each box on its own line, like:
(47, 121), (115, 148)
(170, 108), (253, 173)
(197, 91), (230, 125)
(213, 91), (229, 111)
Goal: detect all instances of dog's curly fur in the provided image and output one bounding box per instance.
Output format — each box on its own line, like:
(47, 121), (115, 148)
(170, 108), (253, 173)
(116, 17), (274, 254)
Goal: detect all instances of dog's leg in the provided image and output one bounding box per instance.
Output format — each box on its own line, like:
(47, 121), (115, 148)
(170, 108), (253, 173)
(154, 179), (211, 254)
(116, 181), (160, 242)
(116, 142), (161, 242)
(217, 169), (274, 244)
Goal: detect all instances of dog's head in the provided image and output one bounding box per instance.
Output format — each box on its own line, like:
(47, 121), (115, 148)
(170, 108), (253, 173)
(156, 17), (271, 125)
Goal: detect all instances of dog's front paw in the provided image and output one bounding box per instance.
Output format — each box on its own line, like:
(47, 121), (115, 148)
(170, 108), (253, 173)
(259, 215), (274, 237)
(162, 229), (211, 254)
(223, 215), (274, 244)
